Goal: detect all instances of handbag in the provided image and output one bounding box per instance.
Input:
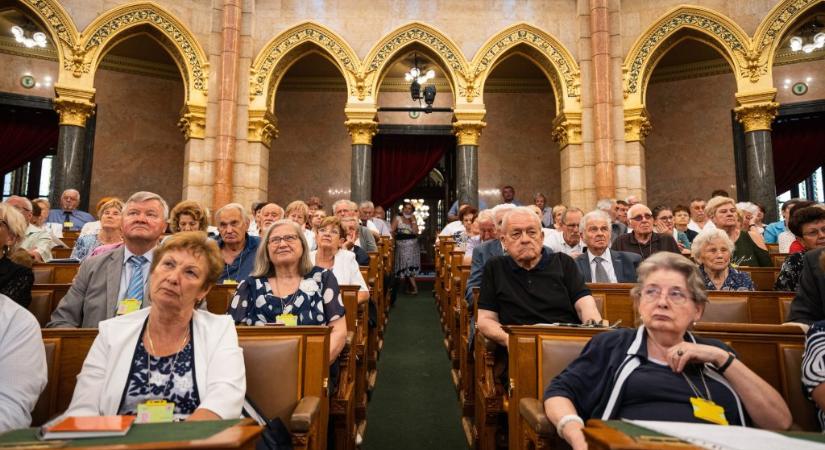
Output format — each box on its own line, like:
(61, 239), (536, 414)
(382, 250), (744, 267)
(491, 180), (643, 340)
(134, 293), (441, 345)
(242, 396), (293, 450)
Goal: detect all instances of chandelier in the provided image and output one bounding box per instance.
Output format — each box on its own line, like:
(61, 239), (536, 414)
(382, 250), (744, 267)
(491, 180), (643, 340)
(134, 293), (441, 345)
(11, 25), (48, 48)
(789, 20), (825, 53)
(404, 53), (437, 112)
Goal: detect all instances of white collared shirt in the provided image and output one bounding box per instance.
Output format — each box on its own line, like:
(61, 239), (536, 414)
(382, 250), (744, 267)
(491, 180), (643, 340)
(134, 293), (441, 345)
(117, 247), (155, 301)
(587, 248), (617, 283)
(543, 229), (583, 256)
(688, 220), (716, 233)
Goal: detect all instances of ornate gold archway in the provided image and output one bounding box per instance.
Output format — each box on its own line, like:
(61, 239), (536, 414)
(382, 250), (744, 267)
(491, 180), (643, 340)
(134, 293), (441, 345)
(14, 0), (79, 79)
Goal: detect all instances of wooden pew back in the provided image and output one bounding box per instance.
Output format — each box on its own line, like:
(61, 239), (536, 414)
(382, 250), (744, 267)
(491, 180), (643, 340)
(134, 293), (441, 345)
(32, 263), (80, 284)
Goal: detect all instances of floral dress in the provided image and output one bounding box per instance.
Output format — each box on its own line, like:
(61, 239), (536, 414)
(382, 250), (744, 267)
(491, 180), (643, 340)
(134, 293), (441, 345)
(394, 220), (420, 278)
(118, 320), (200, 419)
(774, 251), (805, 292)
(699, 265), (755, 291)
(70, 234), (100, 261)
(227, 267), (343, 326)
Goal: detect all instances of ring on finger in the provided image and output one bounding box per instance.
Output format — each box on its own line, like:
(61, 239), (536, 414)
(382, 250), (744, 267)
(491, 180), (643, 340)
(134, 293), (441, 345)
(676, 349), (684, 356)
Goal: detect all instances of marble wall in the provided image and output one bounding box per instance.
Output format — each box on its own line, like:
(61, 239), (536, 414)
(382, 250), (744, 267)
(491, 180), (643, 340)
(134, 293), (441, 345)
(0, 53), (58, 98)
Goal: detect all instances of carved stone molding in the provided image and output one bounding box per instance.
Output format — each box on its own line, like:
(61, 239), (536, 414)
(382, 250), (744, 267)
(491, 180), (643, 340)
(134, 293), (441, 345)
(21, 0), (77, 47)
(624, 108), (652, 143)
(248, 110), (278, 148)
(53, 86), (95, 127)
(453, 120), (486, 146)
(551, 113), (582, 147)
(178, 104), (207, 140)
(734, 102), (779, 132)
(754, 0), (818, 63)
(345, 120), (378, 146)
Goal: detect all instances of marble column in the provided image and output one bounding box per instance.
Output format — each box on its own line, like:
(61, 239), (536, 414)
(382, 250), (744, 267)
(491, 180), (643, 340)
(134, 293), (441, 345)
(735, 101), (780, 222)
(345, 120), (377, 203)
(618, 107), (651, 202)
(213, 0), (243, 209)
(51, 89), (95, 206)
(453, 120), (485, 208)
(589, 0), (615, 199)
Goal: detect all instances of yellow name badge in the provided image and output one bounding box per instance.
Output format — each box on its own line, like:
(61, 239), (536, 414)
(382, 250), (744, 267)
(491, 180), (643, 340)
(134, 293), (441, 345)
(116, 299), (142, 316)
(63, 221), (74, 228)
(222, 279), (238, 285)
(690, 397), (728, 426)
(276, 313), (298, 327)
(136, 400), (175, 424)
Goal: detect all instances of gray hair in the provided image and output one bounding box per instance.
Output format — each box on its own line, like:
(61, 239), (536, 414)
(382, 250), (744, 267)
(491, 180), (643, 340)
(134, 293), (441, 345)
(580, 209), (611, 231)
(6, 195), (32, 210)
(359, 201), (374, 209)
(0, 204), (27, 248)
(735, 202), (758, 216)
(500, 206), (541, 233)
(631, 252), (708, 305)
(626, 203), (651, 220)
(126, 191), (169, 219)
(690, 228), (735, 261)
(214, 202), (247, 224)
(704, 196), (735, 219)
(596, 198), (613, 212)
(62, 189), (79, 197)
(561, 206), (583, 225)
(332, 199), (358, 214)
(491, 203), (517, 227)
(252, 219), (313, 277)
(476, 209), (495, 224)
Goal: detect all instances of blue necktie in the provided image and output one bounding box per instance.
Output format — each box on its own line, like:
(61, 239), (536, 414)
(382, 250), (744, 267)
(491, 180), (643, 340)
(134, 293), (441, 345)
(124, 255), (148, 301)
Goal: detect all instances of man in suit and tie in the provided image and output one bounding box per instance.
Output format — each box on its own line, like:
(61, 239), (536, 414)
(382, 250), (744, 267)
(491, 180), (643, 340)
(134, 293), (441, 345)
(47, 192), (168, 328)
(575, 210), (641, 283)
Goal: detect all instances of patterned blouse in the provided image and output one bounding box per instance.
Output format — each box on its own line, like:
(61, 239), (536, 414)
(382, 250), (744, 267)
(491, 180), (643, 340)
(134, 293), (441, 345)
(228, 266), (343, 326)
(70, 234), (100, 261)
(774, 251), (805, 292)
(802, 320), (825, 431)
(699, 265), (755, 291)
(118, 320), (200, 419)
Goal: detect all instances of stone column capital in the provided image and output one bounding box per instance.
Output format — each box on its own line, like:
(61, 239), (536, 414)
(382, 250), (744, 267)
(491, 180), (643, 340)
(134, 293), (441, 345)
(345, 119), (378, 146)
(248, 109), (278, 148)
(551, 113), (582, 147)
(453, 120), (486, 146)
(53, 85), (95, 127)
(178, 103), (207, 140)
(734, 101), (779, 132)
(623, 108), (652, 143)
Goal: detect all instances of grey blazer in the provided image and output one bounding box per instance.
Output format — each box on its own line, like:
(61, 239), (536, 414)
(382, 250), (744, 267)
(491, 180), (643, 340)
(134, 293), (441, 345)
(575, 249), (641, 283)
(358, 225), (378, 252)
(47, 247), (151, 328)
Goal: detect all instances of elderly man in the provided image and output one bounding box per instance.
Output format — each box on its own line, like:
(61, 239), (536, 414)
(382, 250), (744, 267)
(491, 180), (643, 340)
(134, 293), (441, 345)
(212, 203), (260, 284)
(574, 210), (640, 283)
(333, 199), (377, 252)
(544, 207), (584, 257)
(47, 189), (94, 231)
(48, 192), (168, 328)
(248, 202), (283, 237)
(612, 203), (680, 260)
(477, 207), (604, 348)
(340, 216), (371, 266)
(465, 203), (517, 304)
(597, 198), (627, 243)
(360, 201), (391, 237)
(688, 197), (716, 233)
(6, 196), (54, 262)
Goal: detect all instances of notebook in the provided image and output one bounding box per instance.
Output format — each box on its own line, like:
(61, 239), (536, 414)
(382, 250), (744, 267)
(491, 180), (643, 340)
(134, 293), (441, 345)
(39, 416), (136, 440)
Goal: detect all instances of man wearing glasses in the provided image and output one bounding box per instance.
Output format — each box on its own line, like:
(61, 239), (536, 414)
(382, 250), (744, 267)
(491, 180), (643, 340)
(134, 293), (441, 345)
(612, 203), (680, 260)
(544, 207), (584, 257)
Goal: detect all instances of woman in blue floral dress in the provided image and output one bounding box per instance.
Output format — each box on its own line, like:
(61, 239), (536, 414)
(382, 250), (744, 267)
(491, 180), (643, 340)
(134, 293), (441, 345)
(692, 229), (755, 291)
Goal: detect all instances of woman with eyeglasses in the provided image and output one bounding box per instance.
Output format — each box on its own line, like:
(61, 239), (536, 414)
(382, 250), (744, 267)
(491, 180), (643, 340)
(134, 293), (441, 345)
(775, 206), (825, 292)
(310, 216), (370, 303)
(227, 219), (346, 364)
(652, 205), (691, 253)
(543, 252), (791, 450)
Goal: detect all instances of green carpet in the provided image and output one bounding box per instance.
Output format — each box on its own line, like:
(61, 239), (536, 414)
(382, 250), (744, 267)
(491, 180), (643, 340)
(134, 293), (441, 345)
(363, 285), (467, 449)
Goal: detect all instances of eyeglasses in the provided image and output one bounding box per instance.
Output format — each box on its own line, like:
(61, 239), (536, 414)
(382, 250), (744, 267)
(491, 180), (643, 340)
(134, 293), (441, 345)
(268, 235), (299, 245)
(802, 226), (825, 239)
(640, 286), (691, 305)
(630, 213), (653, 222)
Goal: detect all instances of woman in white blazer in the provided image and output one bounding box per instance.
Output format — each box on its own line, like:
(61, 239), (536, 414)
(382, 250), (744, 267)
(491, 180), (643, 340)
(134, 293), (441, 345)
(310, 216), (370, 303)
(63, 232), (245, 421)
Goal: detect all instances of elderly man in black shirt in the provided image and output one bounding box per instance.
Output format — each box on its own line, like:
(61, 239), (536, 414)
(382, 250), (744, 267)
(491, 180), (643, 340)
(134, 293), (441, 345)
(477, 207), (604, 348)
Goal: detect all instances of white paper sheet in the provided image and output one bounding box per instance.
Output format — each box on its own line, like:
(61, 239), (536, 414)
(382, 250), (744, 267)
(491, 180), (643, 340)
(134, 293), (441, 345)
(624, 420), (825, 450)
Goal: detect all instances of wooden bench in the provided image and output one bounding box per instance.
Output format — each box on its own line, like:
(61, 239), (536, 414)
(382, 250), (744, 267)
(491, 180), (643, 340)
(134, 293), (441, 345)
(507, 324), (816, 450)
(738, 266), (782, 291)
(32, 263), (80, 284)
(52, 247), (73, 259)
(39, 326), (332, 450)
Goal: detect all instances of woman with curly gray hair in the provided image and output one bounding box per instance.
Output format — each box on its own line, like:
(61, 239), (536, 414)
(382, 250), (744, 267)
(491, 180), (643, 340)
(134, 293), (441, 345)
(543, 252), (790, 449)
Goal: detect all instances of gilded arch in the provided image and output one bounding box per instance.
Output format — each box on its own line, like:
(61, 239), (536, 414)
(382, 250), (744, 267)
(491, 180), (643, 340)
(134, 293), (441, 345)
(79, 1), (209, 105)
(470, 23), (580, 112)
(249, 21), (360, 112)
(361, 22), (470, 105)
(752, 0), (824, 80)
(13, 0), (79, 79)
(623, 6), (752, 107)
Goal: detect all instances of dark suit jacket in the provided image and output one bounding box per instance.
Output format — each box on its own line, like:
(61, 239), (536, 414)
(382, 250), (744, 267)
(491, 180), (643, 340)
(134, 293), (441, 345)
(48, 247), (151, 328)
(575, 250), (641, 283)
(788, 248), (825, 325)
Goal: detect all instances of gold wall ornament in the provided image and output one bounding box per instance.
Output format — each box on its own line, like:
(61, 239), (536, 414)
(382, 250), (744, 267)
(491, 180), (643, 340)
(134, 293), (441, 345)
(248, 110), (278, 147)
(753, 0), (819, 69)
(453, 120), (486, 146)
(623, 107), (652, 143)
(551, 113), (582, 147)
(734, 102), (779, 132)
(20, 0), (78, 47)
(178, 103), (206, 140)
(345, 120), (378, 146)
(53, 86), (95, 127)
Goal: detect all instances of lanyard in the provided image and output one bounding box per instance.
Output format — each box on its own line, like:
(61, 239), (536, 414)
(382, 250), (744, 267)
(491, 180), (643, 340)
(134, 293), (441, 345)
(682, 367), (713, 402)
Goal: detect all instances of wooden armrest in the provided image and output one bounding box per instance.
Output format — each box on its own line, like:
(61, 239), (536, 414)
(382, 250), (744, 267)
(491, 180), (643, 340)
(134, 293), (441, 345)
(519, 397), (552, 434)
(346, 331), (354, 346)
(290, 396), (321, 432)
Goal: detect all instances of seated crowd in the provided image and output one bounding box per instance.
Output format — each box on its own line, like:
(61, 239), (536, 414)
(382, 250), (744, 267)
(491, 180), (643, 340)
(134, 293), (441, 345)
(3, 185), (825, 450)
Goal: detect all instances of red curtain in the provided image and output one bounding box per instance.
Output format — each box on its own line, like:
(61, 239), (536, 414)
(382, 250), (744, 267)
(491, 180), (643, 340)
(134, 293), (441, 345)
(371, 134), (452, 208)
(772, 115), (825, 193)
(0, 107), (59, 175)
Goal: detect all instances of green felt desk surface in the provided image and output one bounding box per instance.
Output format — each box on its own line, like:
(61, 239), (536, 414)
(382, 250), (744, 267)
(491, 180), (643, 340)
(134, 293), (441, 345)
(0, 419), (242, 448)
(602, 420), (825, 444)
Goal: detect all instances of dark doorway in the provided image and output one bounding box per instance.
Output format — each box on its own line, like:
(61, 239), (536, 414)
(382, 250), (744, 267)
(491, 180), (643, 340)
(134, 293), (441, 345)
(371, 125), (456, 270)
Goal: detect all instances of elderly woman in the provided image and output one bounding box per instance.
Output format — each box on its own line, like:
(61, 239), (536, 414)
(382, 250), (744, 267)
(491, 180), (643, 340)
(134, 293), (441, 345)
(0, 204), (33, 308)
(71, 199), (124, 261)
(311, 216), (369, 303)
(62, 232), (245, 421)
(544, 252), (791, 449)
(79, 196), (119, 237)
(775, 206), (825, 292)
(286, 200), (315, 250)
(393, 202), (420, 295)
(170, 200), (209, 233)
(706, 196), (771, 267)
(228, 219), (346, 364)
(439, 204), (478, 248)
(653, 205), (691, 253)
(552, 204), (567, 230)
(310, 209), (326, 234)
(692, 229), (755, 291)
